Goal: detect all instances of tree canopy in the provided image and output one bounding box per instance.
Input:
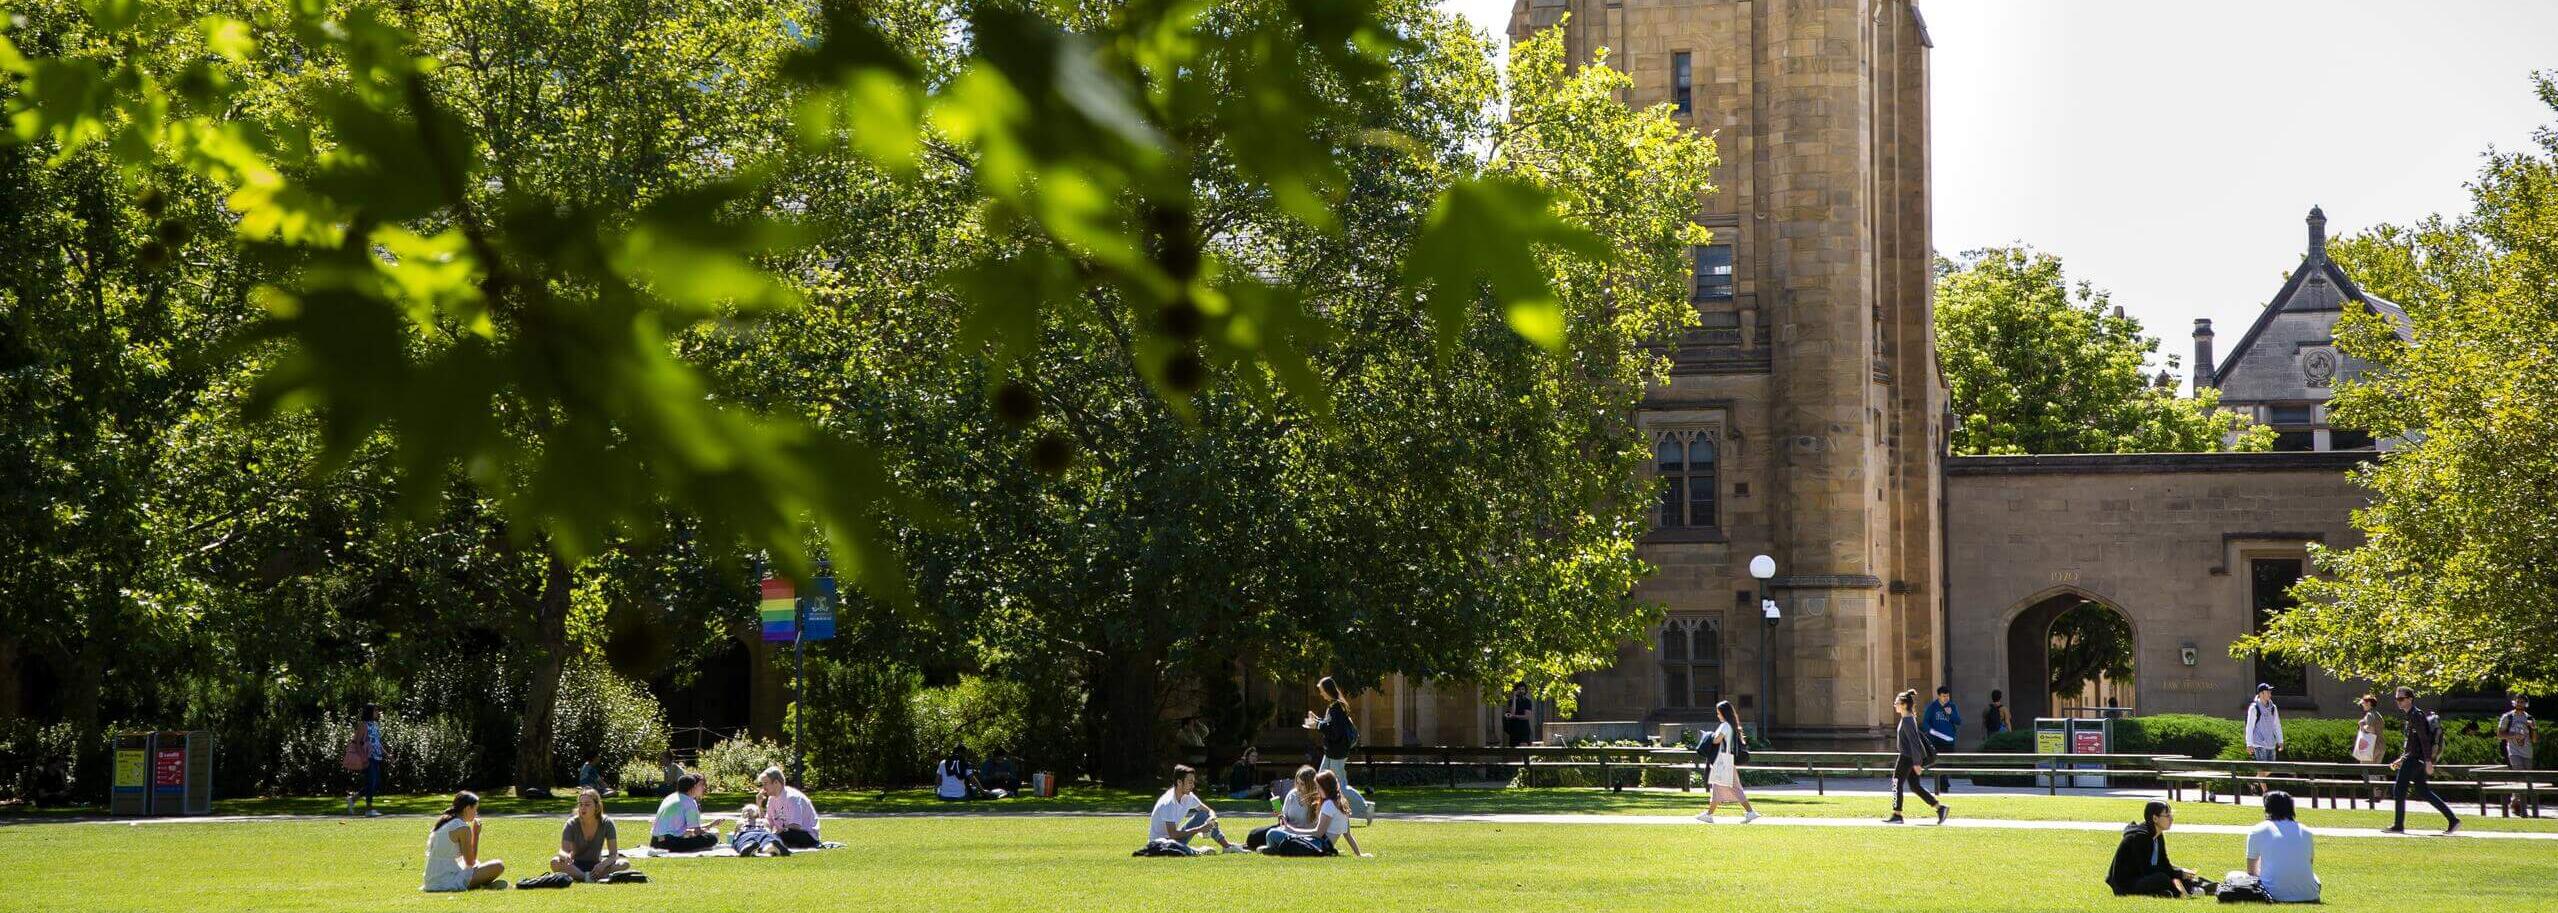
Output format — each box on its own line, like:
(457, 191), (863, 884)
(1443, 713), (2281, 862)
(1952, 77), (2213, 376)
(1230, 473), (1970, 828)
(2241, 74), (2558, 695)
(1935, 247), (2270, 456)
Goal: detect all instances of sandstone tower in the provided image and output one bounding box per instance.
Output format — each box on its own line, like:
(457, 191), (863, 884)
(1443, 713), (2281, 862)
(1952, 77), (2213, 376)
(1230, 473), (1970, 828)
(1511, 0), (1945, 747)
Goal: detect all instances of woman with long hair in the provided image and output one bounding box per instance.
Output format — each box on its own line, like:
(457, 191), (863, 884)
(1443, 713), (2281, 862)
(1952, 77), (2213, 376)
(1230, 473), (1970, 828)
(342, 703), (388, 817)
(2105, 800), (2197, 897)
(1694, 700), (1758, 823)
(1304, 677), (1371, 819)
(551, 788), (630, 882)
(422, 791), (506, 892)
(1275, 768), (1369, 857)
(1886, 689), (1948, 824)
(1250, 765), (1324, 851)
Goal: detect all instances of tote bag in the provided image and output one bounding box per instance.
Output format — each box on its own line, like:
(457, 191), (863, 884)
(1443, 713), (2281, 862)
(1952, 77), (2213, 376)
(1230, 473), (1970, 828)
(2350, 729), (2381, 764)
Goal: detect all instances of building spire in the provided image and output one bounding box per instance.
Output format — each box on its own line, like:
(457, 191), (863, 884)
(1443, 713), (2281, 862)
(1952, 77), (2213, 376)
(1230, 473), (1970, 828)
(2307, 205), (2328, 262)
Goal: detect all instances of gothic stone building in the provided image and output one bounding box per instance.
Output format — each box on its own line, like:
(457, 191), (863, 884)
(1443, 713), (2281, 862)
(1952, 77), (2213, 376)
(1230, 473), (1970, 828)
(1304, 0), (2404, 754)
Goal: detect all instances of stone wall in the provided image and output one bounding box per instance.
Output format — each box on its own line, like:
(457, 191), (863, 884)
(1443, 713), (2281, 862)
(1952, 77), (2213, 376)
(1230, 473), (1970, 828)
(1944, 453), (2377, 748)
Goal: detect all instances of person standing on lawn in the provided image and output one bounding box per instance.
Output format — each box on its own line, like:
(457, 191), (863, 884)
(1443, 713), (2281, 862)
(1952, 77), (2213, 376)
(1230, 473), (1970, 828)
(1503, 683), (1536, 748)
(2384, 686), (2460, 835)
(2497, 695), (2536, 817)
(1886, 689), (1948, 825)
(650, 773), (722, 851)
(1982, 689), (2010, 739)
(423, 791), (507, 892)
(757, 766), (823, 848)
(2106, 801), (2196, 898)
(342, 703), (390, 817)
(1922, 686), (1960, 794)
(1307, 677), (1371, 819)
(1693, 700), (1759, 824)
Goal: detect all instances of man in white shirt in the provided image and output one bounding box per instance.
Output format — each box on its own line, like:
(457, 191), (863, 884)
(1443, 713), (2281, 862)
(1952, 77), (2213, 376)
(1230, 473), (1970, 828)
(1148, 765), (1240, 855)
(2235, 791), (2320, 903)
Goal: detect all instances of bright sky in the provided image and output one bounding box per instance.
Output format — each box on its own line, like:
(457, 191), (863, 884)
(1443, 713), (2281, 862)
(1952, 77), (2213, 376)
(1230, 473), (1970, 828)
(1443, 0), (2558, 386)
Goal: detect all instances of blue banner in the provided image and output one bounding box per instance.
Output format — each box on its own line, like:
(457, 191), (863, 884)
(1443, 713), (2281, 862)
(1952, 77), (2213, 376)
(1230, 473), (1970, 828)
(800, 574), (837, 641)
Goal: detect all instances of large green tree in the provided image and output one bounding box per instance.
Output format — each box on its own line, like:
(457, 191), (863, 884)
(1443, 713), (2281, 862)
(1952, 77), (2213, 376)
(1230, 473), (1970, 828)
(1935, 247), (2270, 456)
(712, 15), (1713, 781)
(2242, 74), (2558, 695)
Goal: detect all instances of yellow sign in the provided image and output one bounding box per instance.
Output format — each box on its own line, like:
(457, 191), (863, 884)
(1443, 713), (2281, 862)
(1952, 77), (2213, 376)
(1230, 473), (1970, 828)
(115, 749), (146, 788)
(2035, 730), (2064, 755)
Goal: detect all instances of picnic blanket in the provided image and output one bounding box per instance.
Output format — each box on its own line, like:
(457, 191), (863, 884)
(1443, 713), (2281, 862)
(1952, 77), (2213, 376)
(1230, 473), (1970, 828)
(627, 841), (845, 858)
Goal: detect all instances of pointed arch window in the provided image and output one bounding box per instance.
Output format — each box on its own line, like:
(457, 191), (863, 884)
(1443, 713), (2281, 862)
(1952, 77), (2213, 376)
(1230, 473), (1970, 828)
(1654, 428), (1720, 531)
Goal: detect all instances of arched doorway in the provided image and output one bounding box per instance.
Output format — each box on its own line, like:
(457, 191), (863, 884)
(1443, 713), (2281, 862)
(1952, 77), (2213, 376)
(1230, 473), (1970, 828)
(2005, 591), (2137, 720)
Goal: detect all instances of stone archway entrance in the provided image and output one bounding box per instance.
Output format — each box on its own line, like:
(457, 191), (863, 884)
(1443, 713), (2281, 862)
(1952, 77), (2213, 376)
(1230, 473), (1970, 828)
(2006, 591), (2137, 720)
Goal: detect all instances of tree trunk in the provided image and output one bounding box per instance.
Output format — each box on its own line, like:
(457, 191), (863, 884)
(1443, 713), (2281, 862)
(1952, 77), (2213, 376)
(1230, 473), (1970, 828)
(514, 549), (575, 795)
(1085, 644), (1166, 786)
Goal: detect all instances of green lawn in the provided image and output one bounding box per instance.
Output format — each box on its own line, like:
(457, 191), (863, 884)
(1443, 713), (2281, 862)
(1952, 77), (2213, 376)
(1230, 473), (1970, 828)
(12, 784), (2550, 834)
(0, 813), (2549, 912)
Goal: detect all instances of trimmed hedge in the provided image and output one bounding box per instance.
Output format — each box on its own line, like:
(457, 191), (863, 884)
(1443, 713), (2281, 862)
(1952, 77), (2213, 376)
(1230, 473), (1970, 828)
(1980, 712), (2554, 768)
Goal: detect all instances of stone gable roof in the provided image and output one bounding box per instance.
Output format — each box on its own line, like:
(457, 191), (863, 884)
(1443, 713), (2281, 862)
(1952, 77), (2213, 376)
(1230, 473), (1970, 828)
(2208, 208), (2412, 391)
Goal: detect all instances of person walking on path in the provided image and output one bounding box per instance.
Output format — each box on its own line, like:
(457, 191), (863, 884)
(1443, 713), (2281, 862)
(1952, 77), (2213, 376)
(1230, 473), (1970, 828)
(1922, 686), (1960, 794)
(342, 703), (390, 817)
(2497, 695), (2537, 817)
(1982, 689), (2010, 740)
(1693, 700), (1759, 824)
(1886, 689), (1948, 825)
(1502, 683), (1536, 748)
(2354, 693), (2389, 803)
(2246, 684), (2286, 795)
(2106, 801), (2197, 898)
(1306, 677), (1371, 820)
(2384, 686), (2460, 835)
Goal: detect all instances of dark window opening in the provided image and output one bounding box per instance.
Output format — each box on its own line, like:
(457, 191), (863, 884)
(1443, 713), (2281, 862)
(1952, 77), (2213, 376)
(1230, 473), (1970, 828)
(2328, 428), (2374, 450)
(1672, 52), (1693, 115)
(1653, 431), (1719, 530)
(2251, 558), (2310, 697)
(1692, 244), (1734, 301)
(1660, 618), (1721, 709)
(2272, 431), (2316, 452)
(2270, 405), (2315, 425)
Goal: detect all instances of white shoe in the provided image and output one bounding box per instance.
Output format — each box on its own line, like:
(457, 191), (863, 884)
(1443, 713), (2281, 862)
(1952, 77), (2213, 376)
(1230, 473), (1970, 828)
(1743, 811), (1761, 824)
(1695, 811), (1714, 823)
(365, 809), (383, 818)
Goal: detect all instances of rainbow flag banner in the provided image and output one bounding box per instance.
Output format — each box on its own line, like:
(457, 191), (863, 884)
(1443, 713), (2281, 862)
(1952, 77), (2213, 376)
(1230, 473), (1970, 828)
(759, 578), (797, 642)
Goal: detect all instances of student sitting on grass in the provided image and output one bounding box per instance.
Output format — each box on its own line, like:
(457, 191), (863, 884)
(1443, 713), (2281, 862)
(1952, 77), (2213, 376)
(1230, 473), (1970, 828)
(2107, 801), (2201, 898)
(423, 791), (507, 892)
(650, 773), (721, 852)
(2224, 791), (2319, 903)
(1267, 768), (1368, 857)
(552, 788), (632, 882)
(936, 746), (989, 800)
(981, 748), (1023, 796)
(1248, 766), (1322, 851)
(1143, 764), (1242, 855)
(1227, 746), (1266, 800)
(577, 752), (615, 797)
(757, 766), (824, 848)
(729, 802), (793, 857)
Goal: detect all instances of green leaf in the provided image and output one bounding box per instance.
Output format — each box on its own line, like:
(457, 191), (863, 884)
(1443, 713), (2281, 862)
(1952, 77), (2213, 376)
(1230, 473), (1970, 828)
(1402, 176), (1607, 356)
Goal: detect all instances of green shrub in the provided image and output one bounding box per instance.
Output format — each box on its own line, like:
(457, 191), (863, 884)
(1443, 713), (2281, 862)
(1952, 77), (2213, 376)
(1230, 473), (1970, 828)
(908, 676), (1034, 774)
(0, 721), (80, 804)
(698, 737), (791, 793)
(549, 659), (671, 786)
(616, 758), (668, 794)
(1981, 730), (2036, 753)
(2115, 714), (2245, 760)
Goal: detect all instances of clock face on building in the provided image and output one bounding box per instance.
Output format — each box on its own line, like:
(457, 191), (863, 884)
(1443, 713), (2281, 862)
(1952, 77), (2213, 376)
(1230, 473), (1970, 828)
(2302, 349), (2337, 387)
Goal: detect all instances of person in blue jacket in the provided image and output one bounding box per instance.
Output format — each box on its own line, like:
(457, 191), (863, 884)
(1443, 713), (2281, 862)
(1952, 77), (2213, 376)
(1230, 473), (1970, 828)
(1922, 686), (1961, 794)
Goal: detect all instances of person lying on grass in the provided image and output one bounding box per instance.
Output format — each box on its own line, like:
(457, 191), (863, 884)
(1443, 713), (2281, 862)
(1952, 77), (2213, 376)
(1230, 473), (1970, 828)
(423, 791), (506, 892)
(730, 803), (793, 857)
(2107, 801), (2201, 898)
(552, 788), (631, 882)
(651, 773), (721, 852)
(1148, 764), (1242, 855)
(1268, 768), (1368, 857)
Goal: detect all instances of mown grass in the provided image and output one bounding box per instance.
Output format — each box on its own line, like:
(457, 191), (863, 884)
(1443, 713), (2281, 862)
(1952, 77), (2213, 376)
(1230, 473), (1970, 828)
(0, 813), (2549, 913)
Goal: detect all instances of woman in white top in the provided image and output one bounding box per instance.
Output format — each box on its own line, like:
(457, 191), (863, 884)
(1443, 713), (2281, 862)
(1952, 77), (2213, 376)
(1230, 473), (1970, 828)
(422, 791), (506, 892)
(1281, 768), (1368, 857)
(1695, 700), (1759, 824)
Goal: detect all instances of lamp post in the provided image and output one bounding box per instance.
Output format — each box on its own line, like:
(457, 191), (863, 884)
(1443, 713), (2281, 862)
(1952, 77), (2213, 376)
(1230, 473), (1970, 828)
(1749, 555), (1781, 736)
